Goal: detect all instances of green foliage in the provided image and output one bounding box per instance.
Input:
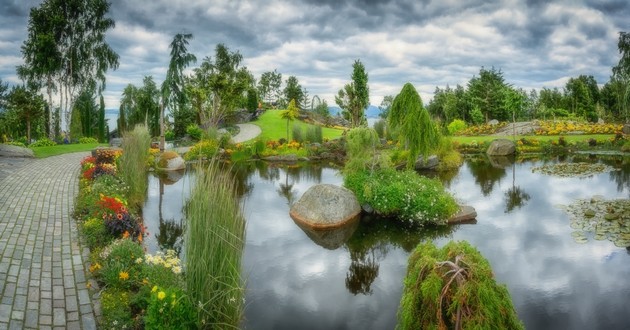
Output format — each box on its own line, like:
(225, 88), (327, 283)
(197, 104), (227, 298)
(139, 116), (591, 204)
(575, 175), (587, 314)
(164, 130), (175, 141)
(184, 139), (219, 161)
(80, 217), (114, 250)
(119, 125), (151, 208)
(373, 119), (386, 138)
(186, 124), (203, 141)
(344, 168), (458, 225)
(99, 238), (145, 290)
(70, 104), (83, 141)
(5, 141), (26, 148)
(470, 105), (485, 125)
(79, 137), (98, 144)
(257, 70), (282, 106)
(145, 286), (197, 329)
(435, 138), (463, 171)
(246, 88), (258, 112)
(254, 109), (343, 142)
(292, 124), (303, 143)
(186, 160), (246, 327)
(29, 138), (57, 147)
(280, 99), (299, 141)
(253, 138), (267, 156)
(345, 127), (381, 174)
(398, 241), (524, 330)
(305, 125), (323, 143)
(447, 119), (467, 135)
(314, 99), (330, 118)
(6, 85), (45, 143)
(389, 83), (441, 169)
(283, 76), (304, 108)
(98, 94), (106, 143)
(101, 289), (135, 329)
(164, 33), (197, 137)
(335, 60), (369, 128)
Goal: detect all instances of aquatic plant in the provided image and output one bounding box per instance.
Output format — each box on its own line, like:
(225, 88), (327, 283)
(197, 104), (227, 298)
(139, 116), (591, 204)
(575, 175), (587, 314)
(185, 159), (246, 328)
(398, 241), (524, 330)
(531, 162), (617, 178)
(561, 196), (630, 246)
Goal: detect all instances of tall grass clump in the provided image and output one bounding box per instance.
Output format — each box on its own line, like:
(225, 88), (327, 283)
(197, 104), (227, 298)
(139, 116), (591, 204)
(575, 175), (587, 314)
(186, 159), (246, 328)
(292, 124), (303, 143)
(398, 241), (524, 329)
(344, 127), (384, 174)
(305, 125), (323, 143)
(119, 125), (151, 208)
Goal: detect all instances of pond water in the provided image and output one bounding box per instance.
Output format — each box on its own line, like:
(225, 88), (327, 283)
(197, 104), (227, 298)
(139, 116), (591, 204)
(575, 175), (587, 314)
(142, 155), (630, 330)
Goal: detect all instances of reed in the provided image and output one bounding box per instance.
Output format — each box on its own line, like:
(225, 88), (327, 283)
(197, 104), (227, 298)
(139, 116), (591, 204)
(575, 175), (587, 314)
(185, 159), (246, 328)
(119, 125), (151, 208)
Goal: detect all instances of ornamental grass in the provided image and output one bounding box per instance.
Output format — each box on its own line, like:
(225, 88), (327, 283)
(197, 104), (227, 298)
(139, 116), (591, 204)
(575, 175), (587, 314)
(119, 125), (151, 208)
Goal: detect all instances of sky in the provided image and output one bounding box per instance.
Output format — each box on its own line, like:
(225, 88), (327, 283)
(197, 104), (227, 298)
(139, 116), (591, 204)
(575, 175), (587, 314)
(1, 0), (628, 114)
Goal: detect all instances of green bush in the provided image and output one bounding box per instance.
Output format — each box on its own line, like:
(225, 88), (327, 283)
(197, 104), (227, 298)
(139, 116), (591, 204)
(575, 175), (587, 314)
(5, 141), (26, 147)
(398, 241), (524, 330)
(292, 124), (303, 143)
(186, 124), (203, 141)
(184, 139), (219, 161)
(145, 286), (197, 329)
(101, 289), (135, 329)
(29, 138), (57, 147)
(344, 168), (458, 225)
(218, 133), (232, 149)
(374, 119), (387, 139)
(435, 138), (463, 171)
(470, 106), (484, 125)
(447, 119), (467, 135)
(253, 138), (266, 156)
(80, 217), (114, 250)
(305, 125), (323, 143)
(345, 127), (380, 174)
(99, 238), (145, 290)
(165, 130), (175, 141)
(622, 140), (630, 152)
(79, 137), (98, 144)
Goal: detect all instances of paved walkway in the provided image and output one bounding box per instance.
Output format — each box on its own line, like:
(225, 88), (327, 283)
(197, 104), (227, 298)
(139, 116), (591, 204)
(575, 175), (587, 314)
(0, 152), (97, 329)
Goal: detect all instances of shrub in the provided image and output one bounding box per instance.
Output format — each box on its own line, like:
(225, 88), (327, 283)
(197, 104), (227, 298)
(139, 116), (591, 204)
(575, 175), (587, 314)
(398, 241), (524, 330)
(29, 138), (57, 147)
(141, 250), (184, 289)
(184, 139), (219, 161)
(345, 127), (380, 174)
(80, 217), (114, 250)
(447, 119), (467, 135)
(79, 137), (98, 144)
(186, 124), (203, 141)
(305, 125), (323, 143)
(253, 138), (266, 156)
(100, 289), (135, 329)
(292, 124), (303, 143)
(145, 286), (197, 329)
(374, 119), (387, 139)
(344, 168), (458, 225)
(588, 138), (597, 147)
(558, 136), (567, 147)
(5, 141), (26, 148)
(165, 130), (175, 141)
(99, 239), (145, 290)
(435, 138), (463, 171)
(218, 133), (232, 149)
(95, 148), (122, 165)
(622, 141), (630, 152)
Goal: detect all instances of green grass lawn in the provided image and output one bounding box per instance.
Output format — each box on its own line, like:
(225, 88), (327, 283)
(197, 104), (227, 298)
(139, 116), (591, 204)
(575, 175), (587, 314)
(252, 110), (344, 141)
(31, 143), (107, 158)
(451, 134), (615, 144)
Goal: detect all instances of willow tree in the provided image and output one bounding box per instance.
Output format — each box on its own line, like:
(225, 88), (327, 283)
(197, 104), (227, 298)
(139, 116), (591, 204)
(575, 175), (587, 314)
(389, 83), (440, 169)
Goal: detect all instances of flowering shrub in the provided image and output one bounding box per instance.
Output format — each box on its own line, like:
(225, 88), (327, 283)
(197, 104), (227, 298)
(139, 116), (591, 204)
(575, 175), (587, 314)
(95, 148), (122, 164)
(141, 250), (182, 275)
(184, 139), (218, 161)
(145, 286), (196, 329)
(535, 121), (622, 135)
(457, 122), (507, 135)
(29, 138), (57, 147)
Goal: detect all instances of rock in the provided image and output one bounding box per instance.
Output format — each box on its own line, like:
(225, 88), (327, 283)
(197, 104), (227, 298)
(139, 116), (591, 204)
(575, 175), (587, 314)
(0, 144), (34, 158)
(362, 204), (374, 213)
(447, 205), (477, 224)
(292, 215), (360, 250)
(290, 184), (361, 229)
(486, 139), (516, 156)
(415, 155), (439, 170)
(623, 124), (630, 135)
(263, 154), (298, 162)
(487, 155), (514, 169)
(109, 138), (123, 147)
(157, 151), (186, 171)
(488, 119), (499, 126)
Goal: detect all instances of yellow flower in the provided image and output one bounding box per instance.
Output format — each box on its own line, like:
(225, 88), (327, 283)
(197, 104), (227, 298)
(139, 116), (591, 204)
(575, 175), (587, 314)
(152, 286), (158, 293)
(119, 271), (129, 281)
(158, 291), (166, 300)
(142, 278), (149, 285)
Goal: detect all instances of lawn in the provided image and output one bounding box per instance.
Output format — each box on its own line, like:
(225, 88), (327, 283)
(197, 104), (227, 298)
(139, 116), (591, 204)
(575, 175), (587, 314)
(252, 109), (344, 141)
(31, 143), (107, 158)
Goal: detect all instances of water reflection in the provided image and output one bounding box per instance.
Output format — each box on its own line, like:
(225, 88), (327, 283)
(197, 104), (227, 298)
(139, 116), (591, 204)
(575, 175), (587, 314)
(142, 156), (630, 330)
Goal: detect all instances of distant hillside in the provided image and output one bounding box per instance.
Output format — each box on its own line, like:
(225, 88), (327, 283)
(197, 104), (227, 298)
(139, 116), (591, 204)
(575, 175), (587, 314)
(327, 105), (382, 118)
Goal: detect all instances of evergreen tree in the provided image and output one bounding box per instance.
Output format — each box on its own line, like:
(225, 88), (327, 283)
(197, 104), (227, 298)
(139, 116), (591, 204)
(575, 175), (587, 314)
(99, 94), (106, 142)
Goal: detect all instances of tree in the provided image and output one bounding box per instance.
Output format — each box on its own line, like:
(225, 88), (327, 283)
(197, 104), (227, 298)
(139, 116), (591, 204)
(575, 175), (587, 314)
(565, 76), (597, 121)
(19, 0), (119, 134)
(283, 76), (303, 109)
(378, 95), (394, 119)
(335, 60), (370, 128)
(257, 70), (282, 107)
(389, 83), (440, 169)
(74, 87), (98, 139)
(466, 67), (510, 122)
(163, 33), (197, 140)
(7, 86), (45, 143)
(98, 94), (106, 142)
(612, 31), (630, 122)
(246, 88), (258, 112)
(280, 99), (299, 141)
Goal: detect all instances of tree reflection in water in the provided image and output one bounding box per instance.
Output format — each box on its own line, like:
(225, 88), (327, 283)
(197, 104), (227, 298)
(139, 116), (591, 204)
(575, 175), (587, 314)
(467, 156), (507, 196)
(504, 158), (530, 213)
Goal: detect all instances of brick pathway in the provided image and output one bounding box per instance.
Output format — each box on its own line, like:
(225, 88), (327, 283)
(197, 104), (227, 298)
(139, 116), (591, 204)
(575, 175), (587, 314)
(0, 152), (97, 329)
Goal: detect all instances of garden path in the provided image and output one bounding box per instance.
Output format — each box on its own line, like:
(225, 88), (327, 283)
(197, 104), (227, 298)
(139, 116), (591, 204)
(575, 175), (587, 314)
(0, 152), (98, 329)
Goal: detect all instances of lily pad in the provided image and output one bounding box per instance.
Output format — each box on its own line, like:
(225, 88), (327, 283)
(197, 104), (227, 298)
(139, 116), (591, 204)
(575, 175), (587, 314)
(584, 209), (596, 217)
(563, 197), (630, 247)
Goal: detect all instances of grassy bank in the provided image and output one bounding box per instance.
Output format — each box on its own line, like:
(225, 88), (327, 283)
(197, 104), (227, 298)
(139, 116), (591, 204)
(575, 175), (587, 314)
(31, 142), (107, 158)
(451, 134), (615, 144)
(253, 109), (344, 141)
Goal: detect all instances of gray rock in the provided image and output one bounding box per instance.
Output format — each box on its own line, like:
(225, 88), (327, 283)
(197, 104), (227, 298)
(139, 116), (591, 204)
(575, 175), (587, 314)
(415, 155), (439, 170)
(623, 124), (630, 135)
(0, 144), (34, 158)
(486, 139), (516, 156)
(109, 138), (123, 147)
(447, 205), (477, 224)
(362, 204), (374, 213)
(488, 119), (499, 126)
(290, 184), (361, 229)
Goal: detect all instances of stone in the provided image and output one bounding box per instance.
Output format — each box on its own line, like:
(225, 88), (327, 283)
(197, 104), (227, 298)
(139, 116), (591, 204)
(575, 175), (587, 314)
(157, 151), (185, 171)
(0, 144), (34, 158)
(488, 119), (499, 126)
(447, 205), (477, 224)
(486, 139), (516, 156)
(290, 184), (361, 229)
(109, 138), (122, 147)
(623, 124), (630, 135)
(415, 155), (439, 170)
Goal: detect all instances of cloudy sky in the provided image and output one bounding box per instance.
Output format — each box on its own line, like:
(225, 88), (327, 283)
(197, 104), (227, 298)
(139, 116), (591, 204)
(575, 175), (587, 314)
(1, 0), (628, 112)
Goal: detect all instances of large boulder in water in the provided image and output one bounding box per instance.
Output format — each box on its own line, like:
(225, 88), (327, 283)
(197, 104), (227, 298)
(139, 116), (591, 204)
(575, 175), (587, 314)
(290, 184), (361, 229)
(415, 155), (439, 170)
(158, 151), (186, 171)
(486, 139), (516, 156)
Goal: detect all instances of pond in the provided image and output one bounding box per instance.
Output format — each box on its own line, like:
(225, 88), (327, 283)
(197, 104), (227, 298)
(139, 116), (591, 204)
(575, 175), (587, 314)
(142, 155), (630, 330)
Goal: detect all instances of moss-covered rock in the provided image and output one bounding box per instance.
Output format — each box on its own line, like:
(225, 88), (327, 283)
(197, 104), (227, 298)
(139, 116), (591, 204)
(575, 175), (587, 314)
(398, 241), (523, 330)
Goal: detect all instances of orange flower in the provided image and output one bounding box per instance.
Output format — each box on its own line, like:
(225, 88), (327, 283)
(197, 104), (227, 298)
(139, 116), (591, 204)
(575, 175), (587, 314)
(137, 234), (143, 242)
(117, 213), (123, 220)
(122, 231), (130, 239)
